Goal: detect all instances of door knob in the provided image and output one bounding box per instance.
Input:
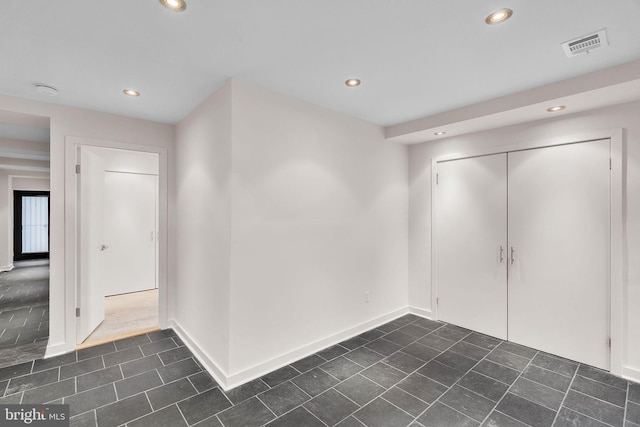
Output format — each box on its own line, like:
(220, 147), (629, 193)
(100, 244), (109, 251)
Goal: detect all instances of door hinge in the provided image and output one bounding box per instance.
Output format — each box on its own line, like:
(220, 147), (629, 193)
(75, 164), (81, 174)
(436, 173), (439, 185)
(76, 307), (80, 317)
(608, 337), (612, 348)
(609, 158), (612, 170)
(436, 297), (439, 306)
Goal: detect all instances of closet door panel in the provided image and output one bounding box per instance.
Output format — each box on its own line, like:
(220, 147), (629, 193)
(508, 139), (610, 369)
(437, 154), (508, 339)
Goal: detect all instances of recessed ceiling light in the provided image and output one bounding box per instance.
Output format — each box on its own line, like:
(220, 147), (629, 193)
(547, 105), (566, 112)
(123, 89), (140, 97)
(485, 8), (513, 25)
(345, 79), (361, 87)
(159, 0), (186, 11)
(35, 84), (59, 97)
(434, 131), (446, 136)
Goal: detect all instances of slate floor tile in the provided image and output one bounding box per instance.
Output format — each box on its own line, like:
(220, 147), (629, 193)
(412, 318), (443, 331)
(341, 336), (368, 350)
(159, 346), (195, 365)
(258, 381), (309, 416)
(554, 407), (610, 427)
(530, 353), (577, 377)
(217, 397), (275, 427)
(157, 358), (201, 383)
(344, 347), (384, 368)
(417, 401), (479, 427)
(402, 342), (440, 362)
(458, 370), (508, 402)
(6, 368), (58, 395)
(450, 341), (491, 361)
(497, 341), (537, 359)
(305, 388), (359, 425)
(495, 393), (556, 427)
(463, 333), (501, 351)
(33, 352), (76, 372)
(383, 352), (425, 374)
(572, 374), (627, 407)
(382, 330), (416, 347)
(76, 365), (123, 393)
(510, 377), (564, 411)
(473, 360), (520, 385)
(113, 333), (151, 351)
(397, 324), (430, 339)
(630, 382), (640, 404)
(128, 404), (188, 427)
(354, 397), (414, 427)
(359, 329), (386, 341)
(76, 342), (115, 361)
(261, 365), (300, 388)
(432, 325), (470, 342)
(336, 416), (366, 426)
(521, 364), (572, 392)
(178, 388), (233, 425)
(361, 362), (406, 388)
(628, 401), (640, 424)
(564, 390), (625, 426)
(186, 371), (217, 393)
(382, 386), (429, 417)
(397, 373), (448, 404)
(64, 383), (117, 417)
(224, 378), (270, 404)
(22, 378), (75, 404)
(292, 367), (339, 397)
(120, 354), (163, 378)
(418, 333), (456, 352)
(265, 407), (324, 427)
(114, 370), (163, 399)
(577, 364), (628, 391)
(70, 411), (97, 427)
(335, 374), (385, 406)
(320, 356), (364, 381)
(291, 354), (325, 373)
(481, 410), (528, 427)
(140, 338), (178, 356)
(435, 350), (478, 372)
(147, 377), (197, 410)
(317, 345), (349, 361)
(439, 385), (495, 422)
(96, 393), (152, 427)
(365, 338), (402, 356)
(485, 349), (529, 372)
(418, 360), (466, 387)
(102, 346), (143, 367)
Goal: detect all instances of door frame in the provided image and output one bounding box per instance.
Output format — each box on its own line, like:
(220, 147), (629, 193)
(13, 190), (50, 261)
(64, 136), (169, 347)
(430, 128), (624, 375)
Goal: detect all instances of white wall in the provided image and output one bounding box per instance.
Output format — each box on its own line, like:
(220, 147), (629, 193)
(175, 81), (232, 375)
(408, 99), (640, 381)
(227, 80), (408, 382)
(174, 79), (408, 388)
(0, 95), (175, 356)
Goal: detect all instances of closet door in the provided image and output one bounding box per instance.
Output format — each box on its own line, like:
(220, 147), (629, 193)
(508, 139), (610, 369)
(437, 154), (507, 339)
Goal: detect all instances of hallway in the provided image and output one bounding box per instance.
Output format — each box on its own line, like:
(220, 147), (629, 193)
(0, 260), (49, 368)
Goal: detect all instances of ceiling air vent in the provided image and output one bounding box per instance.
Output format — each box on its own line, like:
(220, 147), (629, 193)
(562, 29), (608, 58)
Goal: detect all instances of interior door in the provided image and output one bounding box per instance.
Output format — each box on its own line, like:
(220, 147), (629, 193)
(77, 148), (107, 343)
(437, 154), (508, 339)
(508, 139), (610, 369)
(102, 172), (158, 296)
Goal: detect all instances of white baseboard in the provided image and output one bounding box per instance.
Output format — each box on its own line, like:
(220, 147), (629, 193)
(622, 365), (640, 383)
(408, 306), (433, 319)
(168, 319), (229, 390)
(170, 307), (410, 391)
(44, 341), (76, 359)
(0, 264), (14, 272)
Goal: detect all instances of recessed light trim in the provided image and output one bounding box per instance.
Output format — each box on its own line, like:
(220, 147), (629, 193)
(123, 89), (140, 97)
(547, 105), (566, 112)
(159, 0), (186, 12)
(35, 84), (59, 97)
(434, 131), (447, 136)
(485, 8), (513, 25)
(345, 79), (361, 87)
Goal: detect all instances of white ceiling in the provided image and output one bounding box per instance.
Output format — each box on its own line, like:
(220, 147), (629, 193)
(1, 0), (640, 132)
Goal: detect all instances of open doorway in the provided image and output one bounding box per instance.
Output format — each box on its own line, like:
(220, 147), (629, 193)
(76, 146), (161, 347)
(0, 110), (50, 368)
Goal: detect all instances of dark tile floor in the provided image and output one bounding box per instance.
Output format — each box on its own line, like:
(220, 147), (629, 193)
(0, 260), (50, 367)
(0, 315), (639, 427)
